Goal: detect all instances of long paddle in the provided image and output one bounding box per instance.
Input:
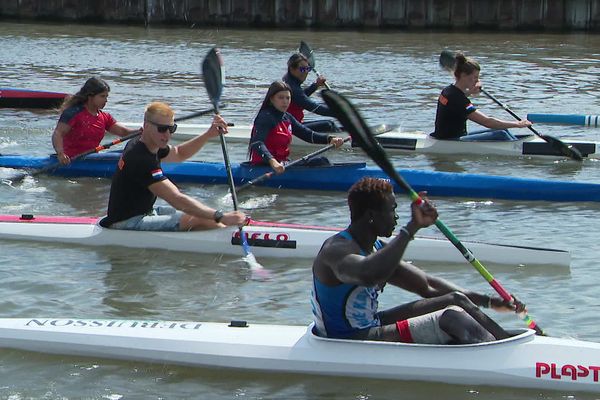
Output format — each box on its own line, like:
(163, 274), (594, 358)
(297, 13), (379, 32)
(202, 47), (266, 275)
(321, 89), (545, 336)
(10, 130), (141, 184)
(236, 124), (394, 193)
(439, 50), (583, 161)
(8, 107), (219, 184)
(299, 41), (331, 90)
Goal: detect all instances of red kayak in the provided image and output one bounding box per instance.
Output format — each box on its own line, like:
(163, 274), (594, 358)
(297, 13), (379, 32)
(0, 88), (67, 109)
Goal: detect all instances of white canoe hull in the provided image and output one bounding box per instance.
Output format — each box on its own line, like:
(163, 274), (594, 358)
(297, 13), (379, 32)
(0, 215), (570, 267)
(123, 122), (600, 159)
(0, 318), (598, 393)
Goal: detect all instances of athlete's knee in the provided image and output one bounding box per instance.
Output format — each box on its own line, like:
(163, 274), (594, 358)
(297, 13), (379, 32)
(447, 291), (473, 307)
(439, 308), (494, 344)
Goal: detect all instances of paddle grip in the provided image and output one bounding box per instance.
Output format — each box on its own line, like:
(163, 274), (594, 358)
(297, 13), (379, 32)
(315, 70), (331, 90)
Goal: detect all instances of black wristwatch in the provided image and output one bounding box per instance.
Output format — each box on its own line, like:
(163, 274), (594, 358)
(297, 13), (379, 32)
(213, 209), (224, 223)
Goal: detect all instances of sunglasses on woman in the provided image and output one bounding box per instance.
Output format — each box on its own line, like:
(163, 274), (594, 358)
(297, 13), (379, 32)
(298, 65), (313, 73)
(146, 120), (177, 134)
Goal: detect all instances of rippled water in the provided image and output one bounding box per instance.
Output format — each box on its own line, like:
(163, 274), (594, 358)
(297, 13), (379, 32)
(1, 22), (600, 399)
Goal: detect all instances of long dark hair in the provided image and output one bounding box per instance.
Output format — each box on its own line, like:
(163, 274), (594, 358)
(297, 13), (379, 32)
(258, 80), (292, 111)
(249, 81), (293, 156)
(454, 52), (480, 79)
(61, 77), (110, 111)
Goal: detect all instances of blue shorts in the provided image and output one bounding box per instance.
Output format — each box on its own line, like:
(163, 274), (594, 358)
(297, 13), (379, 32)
(109, 206), (182, 231)
(460, 129), (517, 141)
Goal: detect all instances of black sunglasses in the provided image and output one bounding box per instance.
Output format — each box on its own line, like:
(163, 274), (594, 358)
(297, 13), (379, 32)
(298, 65), (313, 73)
(146, 120), (177, 134)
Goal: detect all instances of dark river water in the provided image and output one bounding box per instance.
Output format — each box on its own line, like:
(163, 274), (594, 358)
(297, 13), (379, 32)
(1, 21), (600, 399)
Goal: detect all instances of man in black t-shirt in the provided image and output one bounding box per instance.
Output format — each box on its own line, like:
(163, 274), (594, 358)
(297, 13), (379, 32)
(105, 101), (246, 231)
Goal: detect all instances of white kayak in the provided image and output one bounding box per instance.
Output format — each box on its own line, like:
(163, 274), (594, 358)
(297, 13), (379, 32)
(123, 122), (600, 159)
(0, 214), (570, 267)
(0, 317), (598, 393)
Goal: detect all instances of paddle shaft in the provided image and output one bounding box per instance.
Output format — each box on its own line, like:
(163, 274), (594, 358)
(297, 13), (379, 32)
(173, 105), (225, 122)
(386, 167), (543, 335)
(321, 88), (544, 336)
(202, 47), (260, 268)
(10, 107), (218, 183)
(68, 131), (140, 162)
(9, 130), (139, 183)
(217, 123), (257, 259)
(481, 88), (582, 160)
(438, 50), (582, 161)
(218, 132), (239, 209)
(236, 136), (350, 193)
(236, 125), (395, 193)
(298, 41), (331, 89)
(480, 88), (545, 139)
(313, 69), (331, 90)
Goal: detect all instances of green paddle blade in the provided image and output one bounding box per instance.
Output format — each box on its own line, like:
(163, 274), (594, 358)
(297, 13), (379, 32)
(322, 89), (545, 336)
(202, 47), (224, 112)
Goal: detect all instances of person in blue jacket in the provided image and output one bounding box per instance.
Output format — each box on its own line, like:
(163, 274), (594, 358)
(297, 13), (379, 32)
(249, 81), (344, 174)
(283, 53), (340, 133)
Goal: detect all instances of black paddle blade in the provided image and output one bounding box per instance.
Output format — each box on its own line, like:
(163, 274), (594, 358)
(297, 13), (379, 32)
(202, 47), (224, 111)
(299, 41), (316, 68)
(439, 50), (456, 72)
(321, 90), (411, 193)
(372, 123), (399, 135)
(543, 134), (584, 161)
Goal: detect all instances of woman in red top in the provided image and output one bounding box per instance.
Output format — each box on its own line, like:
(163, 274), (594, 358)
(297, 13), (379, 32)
(52, 77), (138, 165)
(248, 81), (344, 174)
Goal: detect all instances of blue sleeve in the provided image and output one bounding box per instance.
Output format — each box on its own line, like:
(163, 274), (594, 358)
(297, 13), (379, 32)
(304, 82), (319, 97)
(58, 105), (83, 124)
(249, 111), (277, 162)
(288, 114), (330, 144)
(290, 83), (335, 117)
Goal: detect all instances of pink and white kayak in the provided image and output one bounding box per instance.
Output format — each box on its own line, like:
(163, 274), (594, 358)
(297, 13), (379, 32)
(0, 214), (570, 267)
(0, 318), (597, 393)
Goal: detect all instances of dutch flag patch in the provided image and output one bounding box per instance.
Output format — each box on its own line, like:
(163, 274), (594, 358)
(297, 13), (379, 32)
(151, 169), (164, 179)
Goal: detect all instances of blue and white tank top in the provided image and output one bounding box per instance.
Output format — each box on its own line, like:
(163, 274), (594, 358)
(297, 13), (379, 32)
(311, 230), (384, 338)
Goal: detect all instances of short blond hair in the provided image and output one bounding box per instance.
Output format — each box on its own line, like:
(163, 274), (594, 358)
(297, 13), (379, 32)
(144, 101), (174, 121)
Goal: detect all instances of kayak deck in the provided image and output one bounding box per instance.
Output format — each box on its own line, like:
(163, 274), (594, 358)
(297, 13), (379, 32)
(0, 318), (598, 393)
(0, 214), (571, 267)
(2, 153), (600, 203)
(123, 122), (600, 158)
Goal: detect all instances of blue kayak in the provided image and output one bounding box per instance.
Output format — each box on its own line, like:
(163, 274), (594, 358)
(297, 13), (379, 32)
(2, 152), (600, 202)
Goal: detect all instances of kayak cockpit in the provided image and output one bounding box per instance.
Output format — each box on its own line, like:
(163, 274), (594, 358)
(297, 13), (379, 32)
(307, 323), (536, 348)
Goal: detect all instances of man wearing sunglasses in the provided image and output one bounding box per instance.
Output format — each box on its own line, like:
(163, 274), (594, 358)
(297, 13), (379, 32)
(283, 53), (340, 133)
(103, 101), (247, 231)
